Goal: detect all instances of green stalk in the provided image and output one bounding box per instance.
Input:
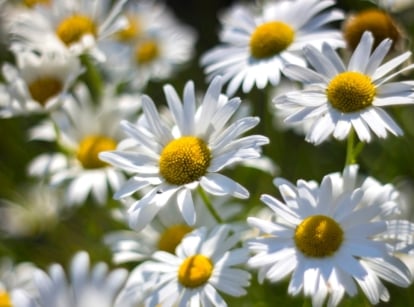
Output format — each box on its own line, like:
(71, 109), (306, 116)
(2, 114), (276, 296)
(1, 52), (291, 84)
(345, 128), (365, 166)
(80, 54), (103, 104)
(198, 187), (223, 224)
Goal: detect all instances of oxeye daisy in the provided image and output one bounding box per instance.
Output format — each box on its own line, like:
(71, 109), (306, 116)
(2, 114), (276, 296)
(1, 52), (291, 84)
(140, 225), (251, 307)
(200, 0), (345, 96)
(274, 31), (414, 145)
(27, 85), (141, 206)
(30, 251), (128, 307)
(99, 76), (269, 231)
(9, 0), (128, 61)
(247, 168), (413, 307)
(101, 0), (196, 89)
(0, 45), (82, 117)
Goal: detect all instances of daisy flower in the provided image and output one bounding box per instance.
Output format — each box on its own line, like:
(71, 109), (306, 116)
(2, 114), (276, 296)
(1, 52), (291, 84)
(0, 44), (83, 117)
(28, 84), (141, 206)
(247, 168), (413, 307)
(31, 251), (128, 307)
(101, 0), (196, 89)
(9, 0), (128, 61)
(274, 31), (414, 145)
(99, 76), (269, 231)
(141, 225), (251, 307)
(200, 0), (345, 96)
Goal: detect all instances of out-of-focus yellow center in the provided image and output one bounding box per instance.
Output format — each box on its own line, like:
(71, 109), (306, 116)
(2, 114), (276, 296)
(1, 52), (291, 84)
(178, 254), (213, 288)
(250, 21), (295, 59)
(116, 15), (141, 42)
(28, 76), (63, 106)
(23, 0), (50, 7)
(56, 14), (97, 46)
(77, 135), (117, 169)
(158, 224), (193, 254)
(327, 71), (376, 113)
(0, 291), (12, 307)
(159, 136), (211, 185)
(134, 40), (160, 64)
(294, 215), (344, 258)
(343, 8), (400, 51)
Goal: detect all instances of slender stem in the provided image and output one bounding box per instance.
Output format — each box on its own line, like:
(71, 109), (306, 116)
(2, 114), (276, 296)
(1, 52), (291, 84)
(197, 187), (223, 224)
(345, 128), (364, 166)
(80, 54), (103, 104)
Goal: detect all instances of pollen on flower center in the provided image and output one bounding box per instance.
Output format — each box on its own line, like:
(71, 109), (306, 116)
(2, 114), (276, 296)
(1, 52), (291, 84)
(159, 136), (211, 185)
(294, 214), (344, 258)
(343, 9), (400, 51)
(250, 21), (295, 59)
(116, 15), (141, 42)
(327, 71), (376, 113)
(134, 40), (160, 64)
(23, 0), (50, 7)
(0, 291), (12, 307)
(77, 135), (117, 169)
(178, 254), (213, 288)
(28, 76), (63, 106)
(56, 14), (97, 46)
(158, 224), (193, 254)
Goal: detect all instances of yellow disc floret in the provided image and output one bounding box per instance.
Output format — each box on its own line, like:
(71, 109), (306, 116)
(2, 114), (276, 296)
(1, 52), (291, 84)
(77, 135), (117, 169)
(294, 215), (344, 258)
(159, 136), (211, 185)
(0, 291), (12, 307)
(343, 9), (400, 51)
(158, 224), (193, 254)
(178, 254), (213, 288)
(250, 21), (295, 59)
(327, 71), (376, 113)
(134, 40), (160, 64)
(28, 76), (63, 106)
(116, 15), (141, 42)
(23, 0), (50, 8)
(56, 14), (97, 46)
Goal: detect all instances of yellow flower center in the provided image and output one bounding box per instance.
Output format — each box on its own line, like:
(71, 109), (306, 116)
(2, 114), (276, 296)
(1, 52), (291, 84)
(28, 76), (63, 106)
(159, 136), (211, 185)
(327, 71), (376, 113)
(250, 21), (295, 59)
(0, 291), (12, 307)
(56, 14), (97, 46)
(178, 254), (213, 288)
(343, 9), (400, 51)
(294, 215), (344, 258)
(116, 15), (141, 42)
(158, 224), (193, 254)
(77, 135), (117, 169)
(23, 0), (50, 7)
(134, 40), (160, 64)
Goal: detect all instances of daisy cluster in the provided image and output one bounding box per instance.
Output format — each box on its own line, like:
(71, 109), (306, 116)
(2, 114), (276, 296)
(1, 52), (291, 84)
(1, 0), (414, 306)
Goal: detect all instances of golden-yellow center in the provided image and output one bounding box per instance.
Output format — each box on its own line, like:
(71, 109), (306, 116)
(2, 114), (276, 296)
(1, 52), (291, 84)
(178, 254), (213, 288)
(294, 215), (344, 258)
(116, 15), (141, 42)
(343, 9), (400, 51)
(134, 40), (160, 64)
(250, 21), (295, 59)
(28, 76), (63, 106)
(0, 291), (12, 307)
(159, 136), (211, 185)
(327, 71), (376, 113)
(56, 14), (97, 46)
(158, 224), (193, 254)
(23, 0), (50, 7)
(77, 135), (117, 169)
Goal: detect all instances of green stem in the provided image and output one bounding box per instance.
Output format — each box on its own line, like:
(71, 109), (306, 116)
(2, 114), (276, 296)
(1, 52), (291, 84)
(80, 54), (103, 104)
(198, 187), (223, 224)
(345, 129), (365, 166)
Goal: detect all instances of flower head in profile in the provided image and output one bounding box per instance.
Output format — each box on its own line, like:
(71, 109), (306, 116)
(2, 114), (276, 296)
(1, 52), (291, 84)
(31, 251), (128, 307)
(140, 225), (251, 307)
(9, 0), (128, 61)
(0, 45), (82, 117)
(274, 31), (414, 145)
(201, 0), (344, 95)
(100, 76), (269, 231)
(247, 166), (413, 307)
